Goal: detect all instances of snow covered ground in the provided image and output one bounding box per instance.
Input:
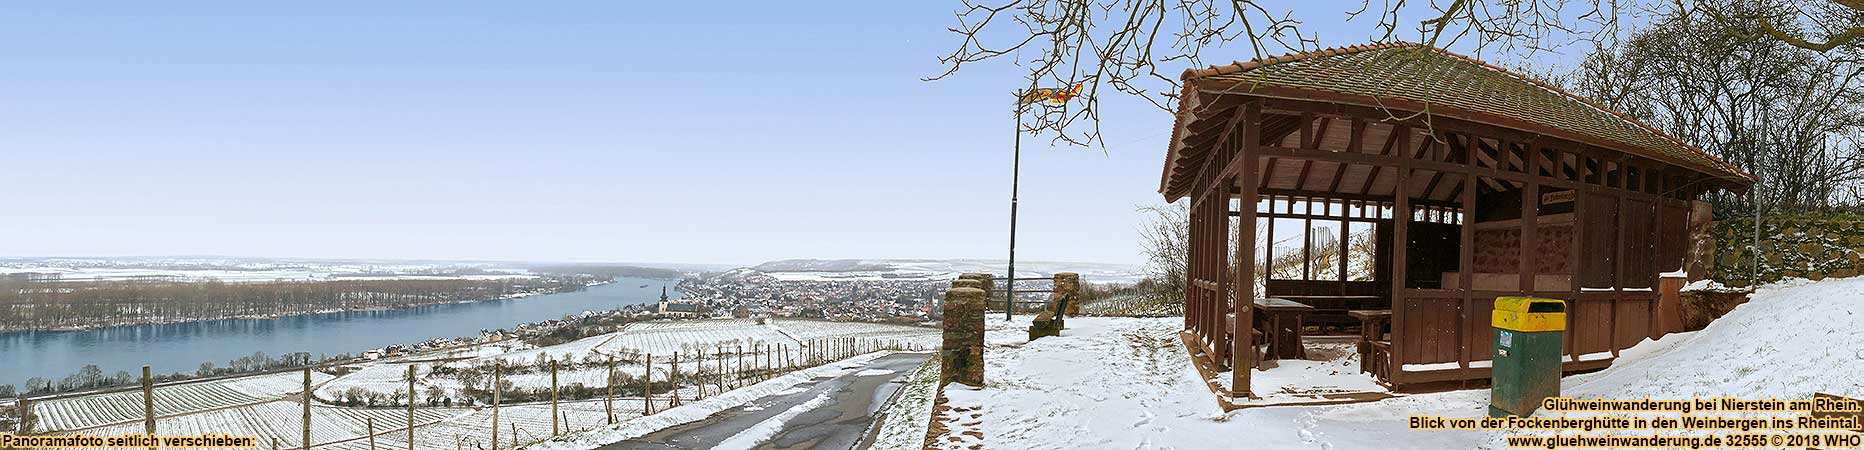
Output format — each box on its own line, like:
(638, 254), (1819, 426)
(867, 358), (940, 450)
(936, 277), (1864, 449)
(35, 370), (337, 431)
(308, 318), (935, 401)
(523, 352), (899, 450)
(1212, 339), (1389, 403)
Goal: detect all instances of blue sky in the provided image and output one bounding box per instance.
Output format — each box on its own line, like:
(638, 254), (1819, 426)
(0, 2), (1580, 266)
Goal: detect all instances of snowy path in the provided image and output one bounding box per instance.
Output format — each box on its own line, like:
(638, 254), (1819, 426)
(592, 352), (928, 450)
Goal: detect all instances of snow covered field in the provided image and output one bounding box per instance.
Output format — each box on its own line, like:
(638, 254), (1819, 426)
(41, 317), (937, 450)
(35, 371), (335, 431)
(301, 318), (936, 401)
(600, 319), (797, 356)
(936, 277), (1864, 449)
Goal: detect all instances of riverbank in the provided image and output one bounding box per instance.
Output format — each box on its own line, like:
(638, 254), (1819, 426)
(0, 280), (615, 333)
(1, 277), (682, 391)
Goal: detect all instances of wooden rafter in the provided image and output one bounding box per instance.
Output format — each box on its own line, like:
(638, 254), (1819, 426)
(1360, 126), (1400, 195)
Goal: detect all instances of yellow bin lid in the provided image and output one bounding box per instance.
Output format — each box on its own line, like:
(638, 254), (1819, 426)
(1493, 296), (1566, 332)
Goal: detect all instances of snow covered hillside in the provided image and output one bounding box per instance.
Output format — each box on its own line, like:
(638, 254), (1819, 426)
(936, 277), (1864, 449)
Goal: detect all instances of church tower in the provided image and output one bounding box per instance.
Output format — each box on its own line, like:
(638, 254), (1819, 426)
(657, 286), (669, 314)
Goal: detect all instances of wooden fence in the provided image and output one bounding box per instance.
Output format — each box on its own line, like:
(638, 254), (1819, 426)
(30, 337), (926, 450)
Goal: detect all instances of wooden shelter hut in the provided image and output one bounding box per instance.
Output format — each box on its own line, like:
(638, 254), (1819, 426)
(1161, 43), (1754, 394)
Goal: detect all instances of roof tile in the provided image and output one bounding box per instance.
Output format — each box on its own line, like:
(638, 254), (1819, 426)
(1173, 43), (1750, 184)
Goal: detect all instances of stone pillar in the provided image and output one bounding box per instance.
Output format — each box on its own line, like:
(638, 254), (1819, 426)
(940, 287), (986, 387)
(958, 272), (995, 311)
(1656, 273), (1685, 338)
(1686, 200), (1715, 281)
(1052, 272), (1081, 316)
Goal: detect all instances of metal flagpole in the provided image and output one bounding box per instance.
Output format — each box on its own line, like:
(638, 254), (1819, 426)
(1004, 84), (1076, 319)
(1007, 100), (1023, 320)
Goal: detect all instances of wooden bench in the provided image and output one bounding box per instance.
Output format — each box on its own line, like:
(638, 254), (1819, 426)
(1224, 312), (1271, 370)
(1349, 309), (1393, 379)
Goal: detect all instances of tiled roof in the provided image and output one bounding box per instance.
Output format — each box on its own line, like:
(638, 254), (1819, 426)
(1166, 42), (1751, 194)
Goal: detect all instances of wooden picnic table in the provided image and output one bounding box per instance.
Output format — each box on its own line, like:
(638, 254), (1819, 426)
(1261, 293), (1386, 329)
(1348, 309), (1393, 374)
(1253, 297), (1315, 362)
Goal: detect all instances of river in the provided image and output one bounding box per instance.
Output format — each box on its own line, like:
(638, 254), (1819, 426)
(0, 277), (682, 389)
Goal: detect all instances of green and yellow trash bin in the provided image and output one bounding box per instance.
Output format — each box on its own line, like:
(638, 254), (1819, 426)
(1489, 296), (1565, 417)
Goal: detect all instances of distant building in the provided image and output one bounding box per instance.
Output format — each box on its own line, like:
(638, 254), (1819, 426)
(656, 286), (701, 317)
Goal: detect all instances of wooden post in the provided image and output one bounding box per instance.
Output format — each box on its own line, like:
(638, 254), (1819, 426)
(1214, 183), (1231, 366)
(549, 359), (559, 437)
(142, 366), (154, 450)
(671, 352), (681, 406)
(1189, 193), (1204, 340)
(1459, 172), (1476, 370)
(1390, 126), (1412, 386)
(302, 368), (312, 450)
(1570, 168), (1585, 365)
(1522, 146), (1540, 294)
(406, 365), (415, 450)
(735, 346), (744, 388)
(605, 356), (615, 424)
(643, 353), (653, 416)
(367, 417), (376, 450)
(1613, 173), (1629, 357)
(490, 364), (499, 450)
(14, 394), (28, 435)
(1231, 101), (1261, 398)
(695, 348), (706, 400)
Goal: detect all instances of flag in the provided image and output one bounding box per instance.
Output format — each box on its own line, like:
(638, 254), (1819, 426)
(1019, 84), (1083, 105)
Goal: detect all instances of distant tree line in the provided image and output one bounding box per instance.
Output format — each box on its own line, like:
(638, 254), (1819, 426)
(528, 264), (681, 281)
(4, 350), (352, 400)
(0, 276), (591, 331)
